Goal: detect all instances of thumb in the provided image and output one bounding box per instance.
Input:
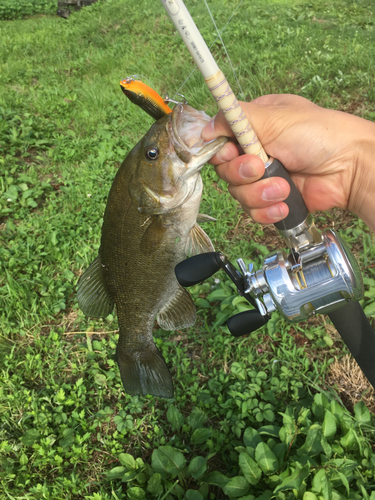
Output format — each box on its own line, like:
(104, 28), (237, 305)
(201, 110), (235, 141)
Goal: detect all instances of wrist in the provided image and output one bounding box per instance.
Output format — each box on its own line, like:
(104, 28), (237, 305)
(349, 119), (375, 233)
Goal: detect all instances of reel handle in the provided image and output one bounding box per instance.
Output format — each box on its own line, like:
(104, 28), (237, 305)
(263, 158), (309, 231)
(175, 252), (222, 287)
(227, 310), (268, 337)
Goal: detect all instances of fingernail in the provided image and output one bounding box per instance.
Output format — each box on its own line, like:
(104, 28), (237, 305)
(267, 204), (285, 219)
(262, 183), (283, 201)
(239, 162), (256, 179)
(201, 118), (214, 140)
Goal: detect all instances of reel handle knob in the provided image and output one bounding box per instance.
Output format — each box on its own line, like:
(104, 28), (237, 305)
(227, 310), (269, 337)
(175, 252), (223, 287)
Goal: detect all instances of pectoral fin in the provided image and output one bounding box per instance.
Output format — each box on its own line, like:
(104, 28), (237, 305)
(185, 223), (215, 257)
(157, 284), (196, 330)
(77, 255), (114, 318)
(140, 216), (167, 254)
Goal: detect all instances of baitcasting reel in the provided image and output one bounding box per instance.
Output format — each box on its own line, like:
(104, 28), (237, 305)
(175, 213), (364, 338)
(175, 158), (375, 388)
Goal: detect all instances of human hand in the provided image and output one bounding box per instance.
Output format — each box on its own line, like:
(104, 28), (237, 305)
(202, 94), (375, 232)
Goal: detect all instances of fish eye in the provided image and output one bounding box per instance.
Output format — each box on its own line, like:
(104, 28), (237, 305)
(146, 147), (159, 160)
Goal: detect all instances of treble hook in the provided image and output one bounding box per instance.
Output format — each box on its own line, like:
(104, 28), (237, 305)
(164, 93), (189, 105)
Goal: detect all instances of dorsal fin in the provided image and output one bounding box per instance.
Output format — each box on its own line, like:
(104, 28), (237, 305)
(197, 213), (217, 223)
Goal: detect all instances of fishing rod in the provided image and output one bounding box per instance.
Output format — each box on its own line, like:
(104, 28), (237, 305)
(161, 0), (375, 389)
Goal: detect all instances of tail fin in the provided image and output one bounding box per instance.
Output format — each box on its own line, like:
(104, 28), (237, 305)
(116, 345), (174, 398)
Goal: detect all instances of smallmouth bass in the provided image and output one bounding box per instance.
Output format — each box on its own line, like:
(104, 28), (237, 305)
(77, 104), (227, 398)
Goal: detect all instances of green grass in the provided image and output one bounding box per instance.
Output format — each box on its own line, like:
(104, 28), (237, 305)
(1, 0), (375, 498)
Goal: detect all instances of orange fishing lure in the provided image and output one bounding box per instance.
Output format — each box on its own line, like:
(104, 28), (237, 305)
(120, 77), (172, 120)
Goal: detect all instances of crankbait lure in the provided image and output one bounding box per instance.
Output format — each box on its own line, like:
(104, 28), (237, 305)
(120, 76), (172, 120)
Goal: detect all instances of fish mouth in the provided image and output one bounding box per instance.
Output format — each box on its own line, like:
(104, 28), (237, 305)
(171, 104), (228, 171)
(136, 105), (228, 215)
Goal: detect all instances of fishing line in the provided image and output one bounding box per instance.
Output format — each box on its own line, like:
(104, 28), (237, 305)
(202, 0), (244, 99)
(172, 0), (244, 99)
(129, 74), (155, 86)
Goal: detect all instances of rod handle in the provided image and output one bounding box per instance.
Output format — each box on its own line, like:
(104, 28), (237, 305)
(262, 158), (309, 231)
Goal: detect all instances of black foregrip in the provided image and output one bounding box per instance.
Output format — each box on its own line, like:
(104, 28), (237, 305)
(261, 158), (309, 230)
(175, 252), (222, 287)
